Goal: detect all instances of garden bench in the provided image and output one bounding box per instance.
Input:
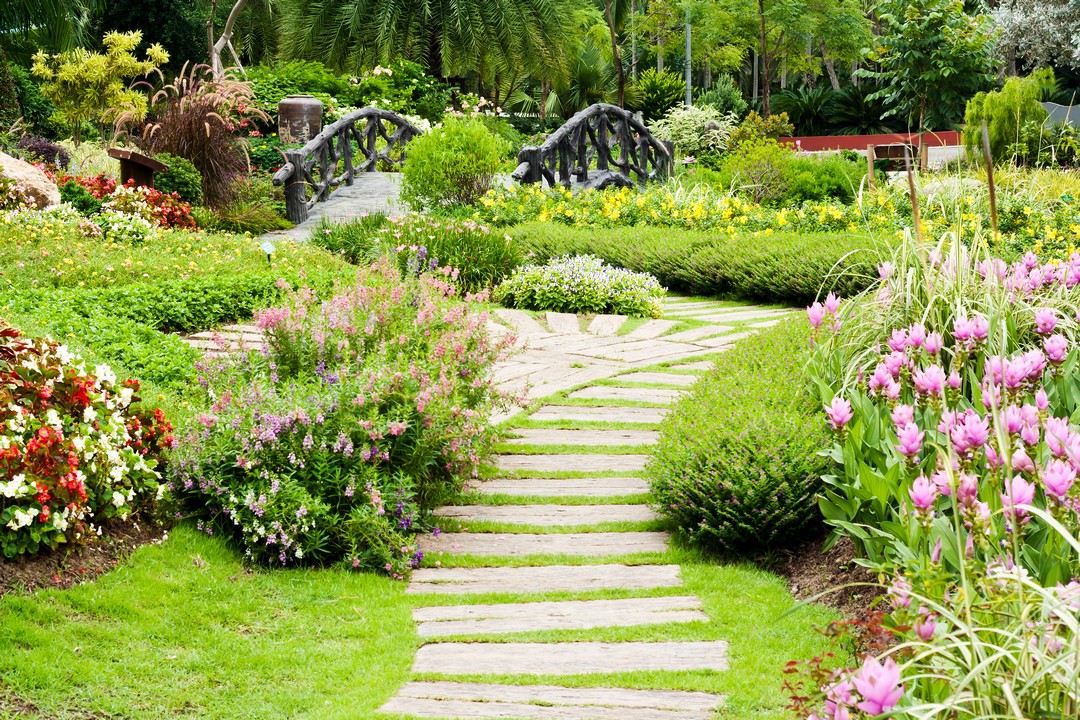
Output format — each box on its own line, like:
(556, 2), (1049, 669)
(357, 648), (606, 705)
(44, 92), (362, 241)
(107, 148), (168, 189)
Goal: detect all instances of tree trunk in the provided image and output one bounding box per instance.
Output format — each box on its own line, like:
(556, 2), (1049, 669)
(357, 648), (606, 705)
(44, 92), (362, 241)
(822, 45), (840, 90)
(541, 79), (549, 121)
(208, 0), (249, 79)
(758, 0), (771, 117)
(703, 55), (711, 89)
(752, 50), (758, 99)
(657, 33), (664, 72)
(605, 0), (625, 107)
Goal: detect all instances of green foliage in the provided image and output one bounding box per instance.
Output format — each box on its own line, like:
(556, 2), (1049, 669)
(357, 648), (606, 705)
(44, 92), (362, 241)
(401, 118), (508, 210)
(247, 60), (351, 117)
(830, 84), (902, 135)
(8, 63), (62, 138)
(633, 68), (685, 121)
(347, 59), (451, 122)
(716, 139), (794, 204)
(710, 138), (865, 205)
(152, 152), (203, 204)
(508, 223), (881, 305)
(495, 254), (664, 317)
(650, 104), (736, 160)
(963, 69), (1053, 165)
(0, 54), (19, 130)
(98, 0), (207, 70)
(309, 213), (389, 265)
(59, 179), (102, 215)
(770, 86), (835, 136)
(696, 75), (747, 118)
(860, 0), (996, 130)
(648, 319), (829, 552)
(728, 111), (795, 149)
(31, 30), (169, 143)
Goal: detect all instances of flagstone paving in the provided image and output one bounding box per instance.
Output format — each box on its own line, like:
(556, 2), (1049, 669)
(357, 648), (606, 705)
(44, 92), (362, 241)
(502, 428), (659, 446)
(405, 564), (684, 595)
(476, 476), (650, 497)
(433, 503), (659, 526)
(493, 453), (649, 473)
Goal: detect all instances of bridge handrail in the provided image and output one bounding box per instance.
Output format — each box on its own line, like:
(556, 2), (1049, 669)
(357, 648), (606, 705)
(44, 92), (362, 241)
(272, 106), (420, 223)
(512, 103), (672, 188)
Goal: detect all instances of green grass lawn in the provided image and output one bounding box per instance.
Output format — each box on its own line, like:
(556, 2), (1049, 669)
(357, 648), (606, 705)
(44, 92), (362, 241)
(0, 526), (416, 720)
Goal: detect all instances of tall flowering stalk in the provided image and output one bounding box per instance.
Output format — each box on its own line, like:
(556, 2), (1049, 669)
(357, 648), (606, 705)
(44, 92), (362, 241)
(169, 259), (518, 575)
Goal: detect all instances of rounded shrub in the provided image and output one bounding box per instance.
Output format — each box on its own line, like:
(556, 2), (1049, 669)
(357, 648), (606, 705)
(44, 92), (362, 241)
(648, 319), (829, 552)
(401, 117), (509, 210)
(153, 152), (203, 204)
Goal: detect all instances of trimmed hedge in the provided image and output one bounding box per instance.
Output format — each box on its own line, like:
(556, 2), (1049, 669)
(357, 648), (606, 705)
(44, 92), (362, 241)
(508, 223), (882, 305)
(647, 319), (828, 552)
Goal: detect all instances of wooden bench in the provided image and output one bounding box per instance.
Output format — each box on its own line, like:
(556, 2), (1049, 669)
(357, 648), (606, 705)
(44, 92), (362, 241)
(107, 148), (168, 189)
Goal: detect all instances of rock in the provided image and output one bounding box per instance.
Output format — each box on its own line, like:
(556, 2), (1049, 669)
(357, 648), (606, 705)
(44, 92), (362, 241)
(580, 169), (634, 191)
(0, 151), (60, 209)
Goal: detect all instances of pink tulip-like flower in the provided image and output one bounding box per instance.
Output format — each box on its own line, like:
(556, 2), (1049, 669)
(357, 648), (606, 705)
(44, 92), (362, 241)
(907, 323), (926, 349)
(913, 365), (946, 396)
(1045, 334), (1069, 364)
(1036, 388), (1049, 412)
(870, 363), (892, 394)
(956, 473), (979, 505)
(823, 678), (854, 719)
(884, 380), (902, 401)
(914, 615), (938, 641)
(826, 397), (854, 431)
(953, 316), (974, 343)
(930, 538), (943, 563)
(1002, 475), (1036, 519)
(972, 314), (989, 341)
(924, 332), (943, 355)
(888, 577), (912, 609)
(884, 351), (907, 377)
(897, 422), (924, 458)
(947, 369), (961, 390)
(909, 475), (937, 510)
(824, 292), (841, 314)
(878, 261), (894, 279)
(807, 302), (826, 329)
(985, 444), (1004, 469)
(887, 328), (909, 352)
(1041, 458), (1076, 500)
(932, 469), (953, 496)
(1035, 308), (1058, 335)
(1045, 417), (1071, 458)
(1005, 405), (1025, 434)
(890, 404), (915, 428)
(854, 656), (904, 715)
(1011, 446), (1036, 475)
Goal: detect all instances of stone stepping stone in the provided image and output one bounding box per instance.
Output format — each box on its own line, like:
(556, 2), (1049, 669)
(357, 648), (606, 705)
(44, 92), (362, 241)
(660, 325), (736, 343)
(545, 312), (581, 334)
(504, 429), (658, 446)
(569, 386), (680, 404)
(628, 319), (678, 339)
(494, 362), (551, 382)
(495, 309), (546, 336)
(486, 320), (512, 337)
(413, 596), (707, 637)
(663, 304), (767, 318)
(587, 315), (627, 336)
(675, 361), (715, 371)
(528, 335), (629, 352)
(433, 504), (659, 526)
(411, 640), (729, 675)
(529, 405), (668, 424)
(689, 310), (791, 324)
(749, 318), (783, 329)
(616, 372), (698, 387)
(478, 477), (650, 498)
(692, 331), (754, 348)
(662, 300), (730, 310)
(573, 339), (702, 363)
(380, 681), (723, 719)
(406, 564), (683, 595)
(418, 531), (670, 557)
(495, 454), (648, 472)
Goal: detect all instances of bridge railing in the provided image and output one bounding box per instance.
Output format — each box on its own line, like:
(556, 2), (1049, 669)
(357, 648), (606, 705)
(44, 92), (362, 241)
(512, 103), (673, 188)
(271, 107), (420, 223)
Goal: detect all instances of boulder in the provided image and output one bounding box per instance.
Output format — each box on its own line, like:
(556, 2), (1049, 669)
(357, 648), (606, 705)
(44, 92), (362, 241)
(0, 151), (60, 209)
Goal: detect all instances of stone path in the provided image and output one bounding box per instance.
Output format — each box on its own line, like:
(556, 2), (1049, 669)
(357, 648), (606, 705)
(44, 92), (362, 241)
(378, 295), (780, 719)
(180, 296), (779, 718)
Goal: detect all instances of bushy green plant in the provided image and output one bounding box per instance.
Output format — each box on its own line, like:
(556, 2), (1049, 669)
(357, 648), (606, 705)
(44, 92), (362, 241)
(495, 254), (664, 317)
(0, 54), (21, 130)
(831, 83), (901, 135)
(347, 60), (451, 122)
(310, 213), (389, 264)
(401, 117), (508, 210)
(964, 68), (1052, 165)
(650, 104), (735, 160)
(507, 223), (880, 304)
(696, 75), (747, 118)
(153, 152), (203, 204)
(59, 179), (102, 215)
(633, 69), (685, 121)
(247, 60), (351, 118)
(770, 86), (836, 136)
(169, 259), (515, 574)
(728, 111), (795, 149)
(717, 138), (793, 205)
(648, 319), (828, 551)
(8, 63), (62, 138)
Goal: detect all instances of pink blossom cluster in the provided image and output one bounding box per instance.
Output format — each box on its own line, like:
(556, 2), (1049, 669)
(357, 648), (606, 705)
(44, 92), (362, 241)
(806, 656), (904, 719)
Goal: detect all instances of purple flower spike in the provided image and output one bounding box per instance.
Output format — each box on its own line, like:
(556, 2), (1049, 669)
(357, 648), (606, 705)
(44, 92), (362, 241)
(825, 396), (854, 431)
(909, 475), (937, 510)
(807, 302), (826, 329)
(1045, 334), (1069, 365)
(897, 422), (924, 458)
(1035, 308), (1058, 335)
(1042, 459), (1076, 500)
(824, 292), (841, 314)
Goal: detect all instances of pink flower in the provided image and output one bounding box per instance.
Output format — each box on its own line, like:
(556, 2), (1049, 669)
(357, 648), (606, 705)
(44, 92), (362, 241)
(884, 351), (907, 377)
(1036, 388), (1049, 411)
(824, 292), (841, 314)
(913, 365), (946, 396)
(909, 475), (937, 510)
(896, 423), (924, 458)
(887, 328), (908, 352)
(1041, 458), (1076, 500)
(1035, 308), (1057, 335)
(1045, 417), (1071, 458)
(971, 314), (989, 341)
(924, 332), (943, 355)
(1011, 446), (1036, 475)
(947, 370), (962, 390)
(1045, 334), (1069, 364)
(930, 538), (943, 563)
(1002, 475), (1036, 519)
(907, 323), (926, 349)
(883, 380), (902, 401)
(878, 261), (893, 279)
(826, 397), (854, 431)
(914, 614), (938, 641)
(808, 302), (826, 329)
(888, 577), (912, 609)
(854, 656), (904, 715)
(953, 316), (974, 343)
(890, 404), (914, 428)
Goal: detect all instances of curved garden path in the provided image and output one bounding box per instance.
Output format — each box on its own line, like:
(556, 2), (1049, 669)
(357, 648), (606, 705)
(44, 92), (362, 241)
(182, 296), (792, 718)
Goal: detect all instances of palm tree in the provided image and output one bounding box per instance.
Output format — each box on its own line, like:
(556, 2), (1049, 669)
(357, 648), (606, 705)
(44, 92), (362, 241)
(1, 0), (100, 58)
(280, 0), (575, 81)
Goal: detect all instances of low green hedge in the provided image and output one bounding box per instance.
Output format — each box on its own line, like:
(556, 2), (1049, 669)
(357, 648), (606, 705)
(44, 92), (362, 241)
(647, 319), (828, 552)
(509, 223), (882, 304)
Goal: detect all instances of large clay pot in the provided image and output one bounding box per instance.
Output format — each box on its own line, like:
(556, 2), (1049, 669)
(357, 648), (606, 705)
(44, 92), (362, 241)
(278, 95), (323, 145)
